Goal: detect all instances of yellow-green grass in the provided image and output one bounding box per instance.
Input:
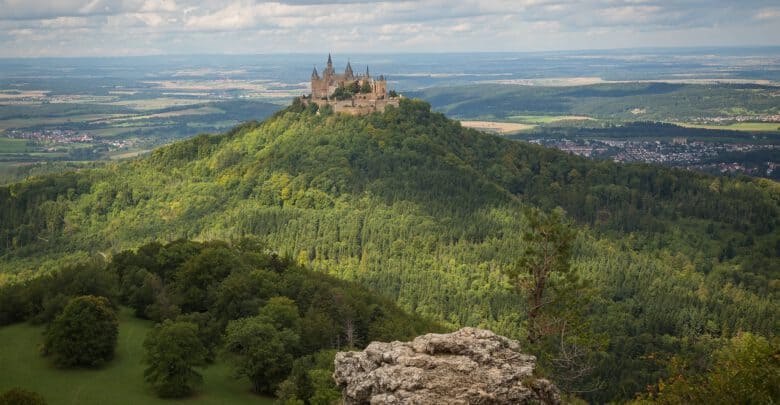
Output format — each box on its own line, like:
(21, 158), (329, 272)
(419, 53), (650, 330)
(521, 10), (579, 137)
(507, 115), (594, 124)
(0, 307), (274, 405)
(459, 120), (535, 134)
(674, 122), (780, 132)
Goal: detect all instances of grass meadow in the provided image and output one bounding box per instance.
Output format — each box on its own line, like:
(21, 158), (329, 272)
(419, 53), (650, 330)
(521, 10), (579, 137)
(0, 307), (274, 405)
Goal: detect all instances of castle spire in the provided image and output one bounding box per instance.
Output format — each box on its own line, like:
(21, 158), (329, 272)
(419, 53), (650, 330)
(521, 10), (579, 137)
(324, 53), (334, 76)
(311, 66), (320, 80)
(365, 66), (370, 78)
(345, 60), (353, 78)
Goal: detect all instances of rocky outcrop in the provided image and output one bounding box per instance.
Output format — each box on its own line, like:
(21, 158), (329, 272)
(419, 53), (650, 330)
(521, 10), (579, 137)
(333, 327), (560, 404)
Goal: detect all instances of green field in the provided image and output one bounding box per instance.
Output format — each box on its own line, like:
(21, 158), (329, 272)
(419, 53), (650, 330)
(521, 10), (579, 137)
(675, 121), (780, 132)
(0, 137), (34, 153)
(0, 308), (274, 405)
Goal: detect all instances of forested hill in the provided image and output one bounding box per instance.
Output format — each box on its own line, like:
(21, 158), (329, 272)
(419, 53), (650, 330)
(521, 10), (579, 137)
(1, 99), (778, 402)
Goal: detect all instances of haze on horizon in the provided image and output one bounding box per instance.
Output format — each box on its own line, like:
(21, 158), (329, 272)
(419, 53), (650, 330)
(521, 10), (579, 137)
(0, 0), (779, 58)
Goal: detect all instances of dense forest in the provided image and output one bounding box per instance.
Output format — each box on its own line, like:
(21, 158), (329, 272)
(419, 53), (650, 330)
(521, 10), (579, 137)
(0, 99), (778, 402)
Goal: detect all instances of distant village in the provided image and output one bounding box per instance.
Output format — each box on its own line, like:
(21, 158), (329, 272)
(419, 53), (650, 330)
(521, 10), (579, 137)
(5, 128), (134, 151)
(531, 137), (778, 178)
(691, 114), (780, 124)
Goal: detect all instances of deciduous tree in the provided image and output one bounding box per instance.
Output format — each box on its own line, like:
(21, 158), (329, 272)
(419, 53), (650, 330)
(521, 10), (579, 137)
(143, 320), (206, 398)
(43, 295), (118, 367)
(223, 316), (299, 394)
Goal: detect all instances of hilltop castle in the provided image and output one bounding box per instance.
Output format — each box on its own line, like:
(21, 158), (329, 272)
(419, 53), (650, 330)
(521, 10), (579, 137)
(302, 54), (399, 115)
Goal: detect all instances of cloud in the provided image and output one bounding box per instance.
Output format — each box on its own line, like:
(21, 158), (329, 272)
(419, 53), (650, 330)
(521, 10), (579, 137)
(0, 0), (143, 20)
(140, 0), (178, 12)
(184, 2), (259, 30)
(0, 0), (779, 56)
(755, 8), (780, 20)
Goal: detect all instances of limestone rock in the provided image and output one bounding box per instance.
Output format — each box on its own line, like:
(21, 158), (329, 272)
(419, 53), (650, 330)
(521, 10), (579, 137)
(333, 327), (561, 404)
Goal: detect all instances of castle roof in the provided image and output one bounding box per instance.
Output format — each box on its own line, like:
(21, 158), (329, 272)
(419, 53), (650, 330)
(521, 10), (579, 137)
(311, 66), (320, 79)
(327, 53), (333, 66)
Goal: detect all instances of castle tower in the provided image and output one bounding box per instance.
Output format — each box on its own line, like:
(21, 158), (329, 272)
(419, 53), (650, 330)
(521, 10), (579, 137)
(345, 61), (354, 79)
(325, 53), (334, 76)
(365, 66), (370, 78)
(374, 74), (387, 98)
(311, 66), (320, 80)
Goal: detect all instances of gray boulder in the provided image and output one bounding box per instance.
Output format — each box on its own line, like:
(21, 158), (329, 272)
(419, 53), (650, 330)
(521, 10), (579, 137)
(333, 327), (561, 404)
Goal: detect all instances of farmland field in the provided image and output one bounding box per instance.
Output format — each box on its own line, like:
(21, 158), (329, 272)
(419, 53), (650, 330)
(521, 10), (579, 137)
(459, 120), (535, 134)
(0, 138), (33, 153)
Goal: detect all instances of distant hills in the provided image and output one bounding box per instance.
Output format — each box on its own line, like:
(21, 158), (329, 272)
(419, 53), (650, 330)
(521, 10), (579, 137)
(410, 82), (780, 122)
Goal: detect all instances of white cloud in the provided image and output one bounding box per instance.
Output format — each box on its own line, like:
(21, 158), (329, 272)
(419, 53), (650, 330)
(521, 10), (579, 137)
(140, 0), (178, 12)
(183, 2), (257, 30)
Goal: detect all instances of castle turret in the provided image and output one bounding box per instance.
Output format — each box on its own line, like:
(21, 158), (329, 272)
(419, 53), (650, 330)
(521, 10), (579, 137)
(374, 74), (387, 98)
(345, 61), (354, 79)
(365, 66), (370, 78)
(311, 66), (320, 80)
(325, 53), (334, 76)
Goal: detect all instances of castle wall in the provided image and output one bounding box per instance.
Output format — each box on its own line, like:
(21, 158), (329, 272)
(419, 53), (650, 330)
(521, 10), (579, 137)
(302, 97), (400, 115)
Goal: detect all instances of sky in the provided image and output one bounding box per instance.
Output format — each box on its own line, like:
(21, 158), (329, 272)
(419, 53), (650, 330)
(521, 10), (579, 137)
(1, 0), (779, 57)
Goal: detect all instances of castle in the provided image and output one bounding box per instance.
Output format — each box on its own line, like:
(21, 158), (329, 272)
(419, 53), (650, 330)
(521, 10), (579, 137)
(303, 54), (399, 115)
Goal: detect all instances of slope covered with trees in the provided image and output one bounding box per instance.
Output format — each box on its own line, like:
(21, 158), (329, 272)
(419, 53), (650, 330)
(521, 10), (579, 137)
(0, 99), (778, 402)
